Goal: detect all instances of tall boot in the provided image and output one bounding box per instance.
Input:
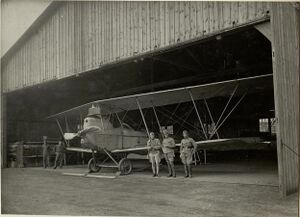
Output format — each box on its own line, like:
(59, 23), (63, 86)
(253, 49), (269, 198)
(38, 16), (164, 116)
(187, 164), (192, 178)
(156, 163), (160, 177)
(53, 153), (58, 169)
(152, 163), (156, 177)
(184, 165), (188, 178)
(167, 162), (172, 177)
(170, 162), (176, 177)
(43, 155), (46, 168)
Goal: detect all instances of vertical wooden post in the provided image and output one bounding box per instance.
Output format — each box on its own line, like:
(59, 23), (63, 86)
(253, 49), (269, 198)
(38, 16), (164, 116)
(271, 2), (299, 196)
(1, 94), (7, 168)
(0, 44), (7, 167)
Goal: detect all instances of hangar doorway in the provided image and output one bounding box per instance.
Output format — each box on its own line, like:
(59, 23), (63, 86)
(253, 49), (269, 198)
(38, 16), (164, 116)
(5, 26), (277, 185)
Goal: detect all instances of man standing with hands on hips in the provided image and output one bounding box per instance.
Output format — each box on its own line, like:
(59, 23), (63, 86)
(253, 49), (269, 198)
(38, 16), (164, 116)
(180, 130), (197, 178)
(147, 132), (162, 177)
(162, 129), (176, 177)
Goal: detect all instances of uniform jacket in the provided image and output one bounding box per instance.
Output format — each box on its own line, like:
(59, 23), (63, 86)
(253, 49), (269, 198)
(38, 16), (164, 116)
(42, 143), (51, 155)
(147, 138), (161, 154)
(180, 137), (196, 154)
(162, 137), (176, 154)
(55, 143), (65, 153)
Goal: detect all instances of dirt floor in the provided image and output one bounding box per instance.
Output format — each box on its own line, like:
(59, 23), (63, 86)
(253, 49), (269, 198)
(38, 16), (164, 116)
(1, 160), (298, 217)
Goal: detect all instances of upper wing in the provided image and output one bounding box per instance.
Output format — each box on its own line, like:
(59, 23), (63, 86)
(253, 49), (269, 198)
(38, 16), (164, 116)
(47, 74), (272, 119)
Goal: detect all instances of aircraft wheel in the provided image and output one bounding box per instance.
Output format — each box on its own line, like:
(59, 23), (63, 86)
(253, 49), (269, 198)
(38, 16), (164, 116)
(118, 158), (132, 175)
(87, 158), (100, 173)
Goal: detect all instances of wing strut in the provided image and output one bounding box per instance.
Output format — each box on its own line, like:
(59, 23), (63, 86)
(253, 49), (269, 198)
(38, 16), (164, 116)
(55, 119), (68, 145)
(156, 107), (204, 139)
(187, 89), (208, 140)
(158, 107), (195, 130)
(136, 98), (150, 137)
(203, 98), (220, 139)
(138, 110), (149, 129)
(115, 113), (124, 128)
(65, 116), (70, 133)
(209, 92), (247, 139)
(174, 106), (194, 137)
(151, 102), (163, 138)
(214, 84), (239, 129)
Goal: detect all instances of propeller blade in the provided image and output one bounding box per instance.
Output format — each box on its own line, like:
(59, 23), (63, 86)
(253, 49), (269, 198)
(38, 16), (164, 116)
(64, 133), (78, 140)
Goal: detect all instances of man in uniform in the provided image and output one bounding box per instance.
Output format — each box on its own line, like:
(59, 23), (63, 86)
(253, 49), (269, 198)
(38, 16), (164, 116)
(180, 130), (197, 178)
(147, 132), (162, 177)
(53, 140), (65, 169)
(42, 136), (50, 168)
(162, 129), (176, 177)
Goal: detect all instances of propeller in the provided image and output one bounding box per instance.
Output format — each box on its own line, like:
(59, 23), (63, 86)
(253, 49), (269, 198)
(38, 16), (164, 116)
(64, 133), (78, 140)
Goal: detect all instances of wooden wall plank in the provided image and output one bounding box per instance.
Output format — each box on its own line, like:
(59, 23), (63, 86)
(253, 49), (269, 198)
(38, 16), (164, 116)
(2, 2), (270, 92)
(169, 2), (175, 44)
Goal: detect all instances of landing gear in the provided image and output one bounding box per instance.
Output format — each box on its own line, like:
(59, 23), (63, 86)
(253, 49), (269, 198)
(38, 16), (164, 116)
(118, 158), (132, 175)
(86, 148), (132, 175)
(87, 157), (100, 173)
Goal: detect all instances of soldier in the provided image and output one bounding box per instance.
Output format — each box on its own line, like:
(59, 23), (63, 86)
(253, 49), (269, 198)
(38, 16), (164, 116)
(53, 140), (65, 169)
(180, 130), (197, 178)
(162, 129), (176, 177)
(42, 136), (50, 168)
(147, 132), (162, 177)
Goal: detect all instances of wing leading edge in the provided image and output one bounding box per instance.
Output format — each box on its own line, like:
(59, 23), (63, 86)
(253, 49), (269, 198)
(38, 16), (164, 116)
(48, 74), (273, 119)
(66, 137), (272, 155)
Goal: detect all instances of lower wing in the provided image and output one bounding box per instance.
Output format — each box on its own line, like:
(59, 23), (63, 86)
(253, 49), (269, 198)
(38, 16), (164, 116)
(175, 137), (273, 151)
(66, 146), (149, 155)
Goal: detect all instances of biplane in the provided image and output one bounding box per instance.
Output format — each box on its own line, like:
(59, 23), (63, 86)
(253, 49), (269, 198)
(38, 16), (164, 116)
(48, 74), (274, 175)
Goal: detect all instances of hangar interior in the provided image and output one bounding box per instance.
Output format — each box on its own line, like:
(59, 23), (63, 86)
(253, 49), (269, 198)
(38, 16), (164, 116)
(7, 27), (274, 141)
(5, 26), (277, 169)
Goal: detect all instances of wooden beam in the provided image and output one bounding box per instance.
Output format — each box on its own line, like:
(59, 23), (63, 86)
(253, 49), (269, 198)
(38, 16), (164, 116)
(254, 21), (272, 42)
(271, 2), (299, 196)
(1, 94), (7, 168)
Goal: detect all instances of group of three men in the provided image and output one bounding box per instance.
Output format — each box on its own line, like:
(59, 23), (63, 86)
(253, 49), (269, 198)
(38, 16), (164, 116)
(147, 129), (197, 178)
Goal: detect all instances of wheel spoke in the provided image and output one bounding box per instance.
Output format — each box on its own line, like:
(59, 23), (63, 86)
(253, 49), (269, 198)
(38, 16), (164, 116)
(118, 158), (132, 175)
